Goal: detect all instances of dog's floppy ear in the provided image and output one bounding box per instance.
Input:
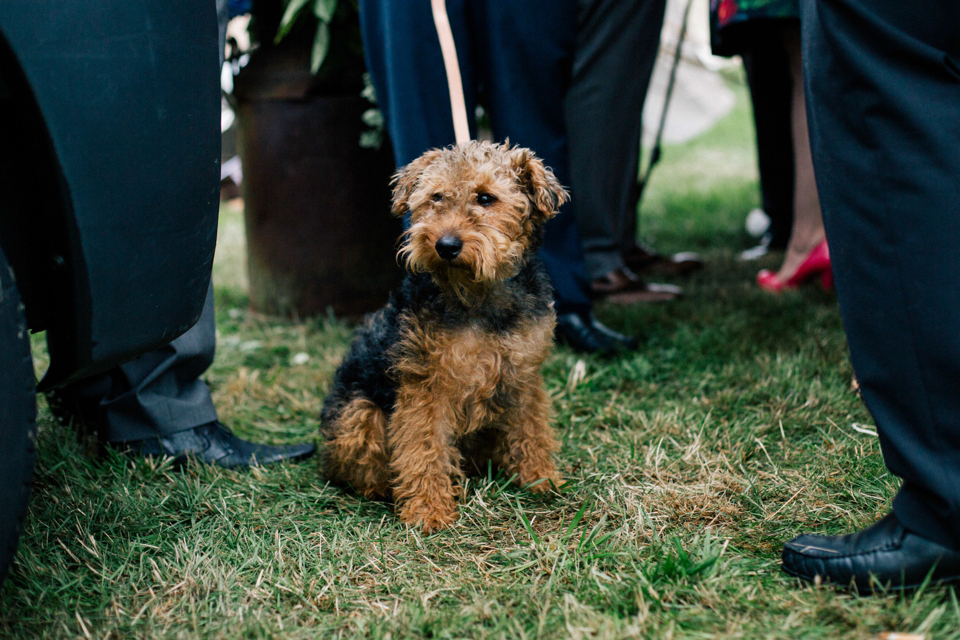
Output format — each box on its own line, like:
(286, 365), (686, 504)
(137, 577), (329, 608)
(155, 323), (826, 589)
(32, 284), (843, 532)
(510, 146), (569, 224)
(390, 148), (444, 217)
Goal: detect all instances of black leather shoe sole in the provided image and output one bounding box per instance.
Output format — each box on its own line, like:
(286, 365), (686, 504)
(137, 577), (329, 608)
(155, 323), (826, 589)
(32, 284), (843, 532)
(782, 512), (960, 593)
(111, 421), (316, 470)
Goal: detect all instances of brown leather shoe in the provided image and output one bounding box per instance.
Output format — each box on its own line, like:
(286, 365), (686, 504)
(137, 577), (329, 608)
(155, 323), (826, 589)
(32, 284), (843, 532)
(590, 267), (683, 303)
(623, 244), (704, 277)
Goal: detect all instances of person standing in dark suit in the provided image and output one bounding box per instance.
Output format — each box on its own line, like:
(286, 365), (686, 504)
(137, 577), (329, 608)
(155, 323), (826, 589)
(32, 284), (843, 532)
(781, 0), (960, 591)
(358, 0), (639, 355)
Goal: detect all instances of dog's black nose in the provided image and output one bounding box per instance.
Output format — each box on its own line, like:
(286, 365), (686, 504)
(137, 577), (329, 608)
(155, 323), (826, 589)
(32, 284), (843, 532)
(435, 234), (463, 261)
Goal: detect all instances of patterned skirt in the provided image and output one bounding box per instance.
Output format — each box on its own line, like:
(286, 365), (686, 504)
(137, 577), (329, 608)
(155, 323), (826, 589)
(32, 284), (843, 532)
(709, 0), (800, 56)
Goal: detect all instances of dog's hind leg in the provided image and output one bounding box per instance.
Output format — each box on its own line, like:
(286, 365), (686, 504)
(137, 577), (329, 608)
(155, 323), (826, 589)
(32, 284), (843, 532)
(321, 396), (392, 499)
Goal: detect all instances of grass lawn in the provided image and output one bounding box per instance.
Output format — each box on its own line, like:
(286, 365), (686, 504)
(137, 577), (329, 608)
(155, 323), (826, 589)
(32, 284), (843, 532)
(3, 75), (959, 639)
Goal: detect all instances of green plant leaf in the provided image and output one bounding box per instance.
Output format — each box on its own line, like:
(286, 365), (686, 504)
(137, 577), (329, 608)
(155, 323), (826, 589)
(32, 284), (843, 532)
(491, 473), (519, 499)
(313, 0), (338, 22)
(517, 500), (541, 546)
(562, 501), (590, 544)
(578, 514), (609, 553)
(310, 22), (331, 74)
(275, 0), (312, 43)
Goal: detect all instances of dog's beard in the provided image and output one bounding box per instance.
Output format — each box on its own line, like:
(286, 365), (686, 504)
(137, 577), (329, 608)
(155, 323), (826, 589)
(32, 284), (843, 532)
(399, 228), (526, 305)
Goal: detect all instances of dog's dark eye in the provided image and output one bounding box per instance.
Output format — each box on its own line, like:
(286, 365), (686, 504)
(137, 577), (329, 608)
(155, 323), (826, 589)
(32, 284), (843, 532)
(476, 192), (496, 207)
(431, 193), (443, 202)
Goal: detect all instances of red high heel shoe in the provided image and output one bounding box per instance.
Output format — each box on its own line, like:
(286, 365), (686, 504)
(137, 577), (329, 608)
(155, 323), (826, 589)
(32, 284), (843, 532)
(757, 239), (833, 293)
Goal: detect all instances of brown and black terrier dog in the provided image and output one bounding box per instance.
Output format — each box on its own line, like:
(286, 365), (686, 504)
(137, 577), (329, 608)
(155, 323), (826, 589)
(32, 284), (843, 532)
(320, 140), (565, 532)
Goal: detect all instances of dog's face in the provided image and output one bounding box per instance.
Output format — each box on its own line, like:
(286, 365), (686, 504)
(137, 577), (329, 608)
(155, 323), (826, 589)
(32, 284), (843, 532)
(392, 141), (568, 299)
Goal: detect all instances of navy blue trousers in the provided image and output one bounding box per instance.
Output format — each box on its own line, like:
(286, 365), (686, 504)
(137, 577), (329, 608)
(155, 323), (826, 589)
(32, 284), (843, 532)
(358, 0), (593, 314)
(802, 0), (960, 549)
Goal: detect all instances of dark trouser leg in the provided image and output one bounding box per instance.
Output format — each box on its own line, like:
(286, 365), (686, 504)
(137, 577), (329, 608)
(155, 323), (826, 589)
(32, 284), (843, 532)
(472, 0), (591, 313)
(564, 0), (667, 279)
(51, 280), (316, 466)
(53, 0), (227, 444)
(358, 0), (593, 315)
(802, 0), (960, 549)
(357, 0), (479, 166)
(49, 0), (315, 466)
(740, 28), (794, 248)
(52, 284), (218, 443)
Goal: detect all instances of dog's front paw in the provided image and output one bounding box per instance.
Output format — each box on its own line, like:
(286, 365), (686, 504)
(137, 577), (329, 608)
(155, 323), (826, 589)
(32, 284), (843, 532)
(397, 498), (459, 533)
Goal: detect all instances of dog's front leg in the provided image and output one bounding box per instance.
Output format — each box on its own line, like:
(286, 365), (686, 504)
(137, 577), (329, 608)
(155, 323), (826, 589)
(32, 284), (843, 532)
(388, 388), (463, 533)
(496, 380), (561, 493)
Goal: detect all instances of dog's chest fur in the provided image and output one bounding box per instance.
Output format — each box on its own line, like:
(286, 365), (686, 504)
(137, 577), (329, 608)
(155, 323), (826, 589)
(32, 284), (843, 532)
(392, 309), (553, 435)
(385, 261), (554, 434)
(321, 258), (555, 435)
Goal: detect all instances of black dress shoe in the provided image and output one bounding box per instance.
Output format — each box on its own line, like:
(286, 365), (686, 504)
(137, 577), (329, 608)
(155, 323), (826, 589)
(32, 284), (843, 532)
(555, 312), (638, 355)
(782, 512), (960, 592)
(111, 421), (316, 469)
